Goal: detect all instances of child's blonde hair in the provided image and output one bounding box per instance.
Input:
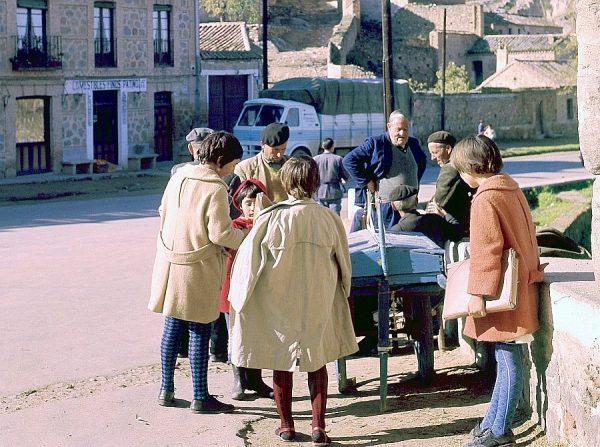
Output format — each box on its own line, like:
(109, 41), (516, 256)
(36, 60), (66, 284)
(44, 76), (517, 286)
(280, 156), (320, 199)
(451, 135), (503, 175)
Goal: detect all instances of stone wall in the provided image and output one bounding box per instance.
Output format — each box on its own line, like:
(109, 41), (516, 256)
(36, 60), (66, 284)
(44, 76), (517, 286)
(411, 90), (578, 142)
(529, 258), (600, 446)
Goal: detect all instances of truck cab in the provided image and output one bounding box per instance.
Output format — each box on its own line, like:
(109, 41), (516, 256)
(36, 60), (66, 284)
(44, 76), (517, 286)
(233, 98), (321, 158)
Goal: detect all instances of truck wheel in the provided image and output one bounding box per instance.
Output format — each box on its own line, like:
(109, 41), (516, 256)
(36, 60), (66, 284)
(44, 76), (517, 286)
(404, 296), (434, 385)
(291, 148), (311, 158)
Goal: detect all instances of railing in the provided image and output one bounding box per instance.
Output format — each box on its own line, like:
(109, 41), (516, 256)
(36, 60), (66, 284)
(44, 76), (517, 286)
(154, 38), (173, 66)
(94, 37), (117, 67)
(10, 35), (62, 70)
(16, 141), (52, 175)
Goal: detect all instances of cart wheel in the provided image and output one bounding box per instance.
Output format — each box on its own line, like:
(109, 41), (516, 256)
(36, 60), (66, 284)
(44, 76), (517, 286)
(405, 296), (434, 385)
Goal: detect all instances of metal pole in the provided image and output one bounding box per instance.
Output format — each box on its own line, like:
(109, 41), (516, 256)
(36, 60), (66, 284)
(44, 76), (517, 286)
(262, 0), (268, 90)
(193, 0), (201, 126)
(441, 8), (447, 130)
(381, 0), (394, 126)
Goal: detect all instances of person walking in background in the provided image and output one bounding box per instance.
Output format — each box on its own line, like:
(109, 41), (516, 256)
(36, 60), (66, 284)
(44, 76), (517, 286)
(477, 118), (485, 135)
(343, 110), (426, 229)
(313, 138), (347, 215)
(450, 135), (545, 447)
(148, 131), (247, 414)
(219, 178), (274, 401)
(229, 157), (358, 445)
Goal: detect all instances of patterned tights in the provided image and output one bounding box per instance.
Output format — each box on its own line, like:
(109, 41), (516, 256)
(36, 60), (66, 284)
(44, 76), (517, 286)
(160, 316), (211, 401)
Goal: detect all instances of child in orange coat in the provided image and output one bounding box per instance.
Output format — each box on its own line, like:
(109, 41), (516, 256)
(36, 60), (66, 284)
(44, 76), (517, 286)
(219, 179), (274, 401)
(451, 135), (545, 447)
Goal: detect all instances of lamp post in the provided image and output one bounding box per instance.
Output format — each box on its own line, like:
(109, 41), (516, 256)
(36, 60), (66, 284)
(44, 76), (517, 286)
(382, 0), (394, 126)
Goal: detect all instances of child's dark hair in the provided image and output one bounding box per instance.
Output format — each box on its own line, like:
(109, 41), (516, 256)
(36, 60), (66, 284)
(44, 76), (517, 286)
(451, 135), (503, 175)
(197, 131), (243, 167)
(235, 182), (263, 208)
(321, 137), (334, 151)
(280, 156), (320, 199)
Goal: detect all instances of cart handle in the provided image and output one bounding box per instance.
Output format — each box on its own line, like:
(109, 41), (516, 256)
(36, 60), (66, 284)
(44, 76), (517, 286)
(366, 191), (389, 278)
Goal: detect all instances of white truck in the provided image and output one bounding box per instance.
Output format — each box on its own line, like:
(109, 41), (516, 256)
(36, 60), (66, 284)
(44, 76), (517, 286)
(233, 77), (413, 158)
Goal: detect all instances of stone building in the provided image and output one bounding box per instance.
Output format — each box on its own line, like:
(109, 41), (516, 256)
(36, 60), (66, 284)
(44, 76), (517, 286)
(485, 12), (563, 36)
(198, 22), (262, 133)
(0, 0), (198, 178)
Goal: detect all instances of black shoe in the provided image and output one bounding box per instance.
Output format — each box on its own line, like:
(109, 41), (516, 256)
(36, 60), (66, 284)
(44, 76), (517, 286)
(311, 428), (332, 446)
(190, 396), (234, 414)
(463, 428), (515, 447)
(157, 390), (175, 407)
(245, 368), (274, 399)
(209, 353), (228, 363)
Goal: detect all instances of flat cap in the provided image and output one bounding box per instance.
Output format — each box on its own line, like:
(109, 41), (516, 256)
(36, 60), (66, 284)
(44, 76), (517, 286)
(427, 130), (456, 147)
(261, 123), (289, 147)
(186, 127), (214, 143)
(394, 185), (419, 201)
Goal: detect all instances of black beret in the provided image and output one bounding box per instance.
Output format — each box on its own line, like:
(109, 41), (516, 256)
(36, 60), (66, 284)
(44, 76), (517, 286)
(186, 127), (214, 143)
(261, 123), (289, 147)
(427, 130), (456, 147)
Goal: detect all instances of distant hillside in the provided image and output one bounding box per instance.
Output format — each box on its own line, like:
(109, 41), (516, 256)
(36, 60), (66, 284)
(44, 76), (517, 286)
(471, 0), (576, 32)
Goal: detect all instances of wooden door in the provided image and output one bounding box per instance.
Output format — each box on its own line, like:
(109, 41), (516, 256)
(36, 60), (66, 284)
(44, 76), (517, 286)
(208, 75), (248, 132)
(154, 92), (173, 161)
(93, 90), (118, 164)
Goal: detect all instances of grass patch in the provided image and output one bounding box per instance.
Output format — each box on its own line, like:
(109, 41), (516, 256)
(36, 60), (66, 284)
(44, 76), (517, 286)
(526, 181), (592, 228)
(498, 136), (579, 158)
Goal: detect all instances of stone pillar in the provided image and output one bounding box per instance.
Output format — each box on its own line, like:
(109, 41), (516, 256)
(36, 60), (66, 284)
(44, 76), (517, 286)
(576, 0), (600, 285)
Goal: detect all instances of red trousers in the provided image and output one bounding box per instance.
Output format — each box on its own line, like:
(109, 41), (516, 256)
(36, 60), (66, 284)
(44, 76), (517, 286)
(273, 365), (328, 431)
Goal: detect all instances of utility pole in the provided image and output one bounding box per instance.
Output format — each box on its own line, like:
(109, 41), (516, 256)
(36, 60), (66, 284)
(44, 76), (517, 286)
(262, 0), (268, 90)
(193, 0), (201, 125)
(382, 0), (394, 127)
(441, 8), (447, 130)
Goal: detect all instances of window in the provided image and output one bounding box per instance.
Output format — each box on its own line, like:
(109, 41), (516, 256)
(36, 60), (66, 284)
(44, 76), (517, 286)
(567, 98), (574, 120)
(153, 5), (172, 66)
(12, 0), (60, 70)
(256, 105), (283, 126)
(16, 97), (51, 175)
(286, 108), (299, 127)
(94, 2), (115, 67)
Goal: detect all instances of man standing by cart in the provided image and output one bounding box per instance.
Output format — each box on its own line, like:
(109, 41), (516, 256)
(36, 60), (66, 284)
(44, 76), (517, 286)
(343, 110), (426, 229)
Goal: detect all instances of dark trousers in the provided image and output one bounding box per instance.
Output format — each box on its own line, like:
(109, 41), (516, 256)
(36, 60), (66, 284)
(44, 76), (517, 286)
(210, 312), (228, 356)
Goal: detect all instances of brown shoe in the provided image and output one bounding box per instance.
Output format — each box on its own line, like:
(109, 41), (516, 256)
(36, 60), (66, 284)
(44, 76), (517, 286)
(190, 396), (234, 414)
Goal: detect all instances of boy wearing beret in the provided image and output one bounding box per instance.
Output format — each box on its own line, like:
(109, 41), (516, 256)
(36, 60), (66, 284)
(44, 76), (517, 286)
(234, 122), (290, 204)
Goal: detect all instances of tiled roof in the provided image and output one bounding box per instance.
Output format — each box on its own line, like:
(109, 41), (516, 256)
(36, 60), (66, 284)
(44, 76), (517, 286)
(486, 12), (563, 29)
(468, 34), (563, 54)
(199, 22), (262, 60)
(477, 60), (576, 90)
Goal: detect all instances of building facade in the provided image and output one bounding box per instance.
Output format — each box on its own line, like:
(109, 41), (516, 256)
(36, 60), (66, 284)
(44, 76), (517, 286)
(0, 0), (198, 178)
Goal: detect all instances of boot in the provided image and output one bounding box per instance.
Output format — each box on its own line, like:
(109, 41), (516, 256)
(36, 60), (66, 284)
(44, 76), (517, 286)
(231, 365), (248, 401)
(245, 368), (274, 398)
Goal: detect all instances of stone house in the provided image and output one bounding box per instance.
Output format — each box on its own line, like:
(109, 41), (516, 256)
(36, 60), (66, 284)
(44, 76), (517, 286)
(485, 12), (563, 36)
(466, 34), (565, 86)
(198, 22), (262, 133)
(0, 0), (198, 178)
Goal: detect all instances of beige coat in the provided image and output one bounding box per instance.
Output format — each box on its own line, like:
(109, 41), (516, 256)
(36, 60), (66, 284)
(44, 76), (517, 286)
(148, 163), (245, 323)
(234, 153), (289, 203)
(229, 198), (358, 372)
(464, 173), (545, 342)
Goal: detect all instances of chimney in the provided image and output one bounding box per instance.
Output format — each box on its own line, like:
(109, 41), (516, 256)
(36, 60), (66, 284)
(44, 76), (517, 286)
(496, 45), (509, 71)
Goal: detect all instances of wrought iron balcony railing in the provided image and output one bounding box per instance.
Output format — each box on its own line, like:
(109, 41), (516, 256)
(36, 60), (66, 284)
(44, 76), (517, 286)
(154, 38), (173, 66)
(10, 35), (62, 70)
(94, 37), (117, 67)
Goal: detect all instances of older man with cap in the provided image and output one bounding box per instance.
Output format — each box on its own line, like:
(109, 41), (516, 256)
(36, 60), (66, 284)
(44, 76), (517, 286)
(234, 122), (290, 204)
(343, 110), (426, 229)
(425, 130), (476, 236)
(171, 127), (214, 175)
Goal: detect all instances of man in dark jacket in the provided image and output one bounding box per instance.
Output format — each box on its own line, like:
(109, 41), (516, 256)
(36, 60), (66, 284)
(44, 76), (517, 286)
(425, 130), (476, 237)
(343, 110), (426, 229)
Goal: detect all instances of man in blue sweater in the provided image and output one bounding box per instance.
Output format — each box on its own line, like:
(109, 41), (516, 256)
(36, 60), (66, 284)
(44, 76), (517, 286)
(343, 110), (426, 229)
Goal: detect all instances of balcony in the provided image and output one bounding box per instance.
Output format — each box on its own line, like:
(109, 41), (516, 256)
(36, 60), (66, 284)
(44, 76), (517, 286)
(95, 37), (117, 67)
(10, 35), (62, 71)
(154, 38), (173, 66)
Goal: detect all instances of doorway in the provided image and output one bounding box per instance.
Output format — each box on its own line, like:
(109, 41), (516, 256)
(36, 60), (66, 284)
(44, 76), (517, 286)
(154, 92), (173, 161)
(93, 90), (118, 164)
(208, 75), (248, 132)
(16, 97), (51, 175)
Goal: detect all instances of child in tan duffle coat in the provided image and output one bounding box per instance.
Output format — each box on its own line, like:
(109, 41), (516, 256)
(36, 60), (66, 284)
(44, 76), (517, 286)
(451, 135), (545, 447)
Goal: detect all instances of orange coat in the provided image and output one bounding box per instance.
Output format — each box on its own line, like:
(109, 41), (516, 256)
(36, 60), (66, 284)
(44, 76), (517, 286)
(463, 173), (545, 342)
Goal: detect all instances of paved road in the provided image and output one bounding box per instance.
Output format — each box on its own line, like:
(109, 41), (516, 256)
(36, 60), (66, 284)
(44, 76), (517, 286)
(0, 150), (589, 445)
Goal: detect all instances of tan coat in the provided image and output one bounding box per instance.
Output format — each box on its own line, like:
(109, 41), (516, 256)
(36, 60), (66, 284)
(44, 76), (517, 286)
(229, 199), (358, 372)
(464, 173), (545, 342)
(148, 163), (245, 323)
(234, 153), (289, 203)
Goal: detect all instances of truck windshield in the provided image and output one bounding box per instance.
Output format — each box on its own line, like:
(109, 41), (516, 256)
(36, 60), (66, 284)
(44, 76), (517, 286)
(237, 104), (284, 127)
